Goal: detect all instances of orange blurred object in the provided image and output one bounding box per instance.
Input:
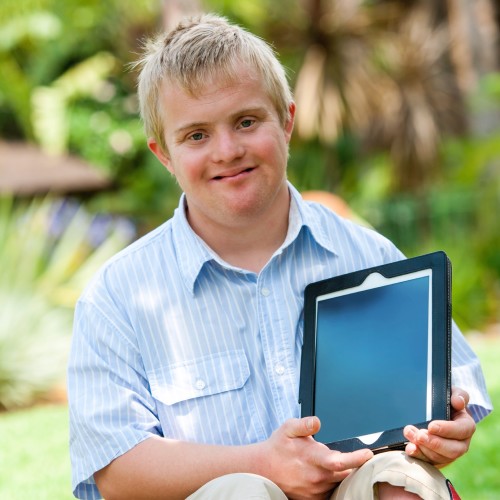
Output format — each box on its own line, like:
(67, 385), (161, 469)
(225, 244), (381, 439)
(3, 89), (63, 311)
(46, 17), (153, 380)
(301, 190), (371, 228)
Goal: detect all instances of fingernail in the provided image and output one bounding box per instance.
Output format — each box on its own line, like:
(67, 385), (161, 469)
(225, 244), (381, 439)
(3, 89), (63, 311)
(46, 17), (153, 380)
(458, 395), (466, 408)
(406, 428), (415, 440)
(306, 417), (314, 431)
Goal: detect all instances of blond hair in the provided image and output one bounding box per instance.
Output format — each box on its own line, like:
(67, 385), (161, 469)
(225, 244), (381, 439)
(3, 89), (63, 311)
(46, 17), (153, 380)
(135, 14), (293, 153)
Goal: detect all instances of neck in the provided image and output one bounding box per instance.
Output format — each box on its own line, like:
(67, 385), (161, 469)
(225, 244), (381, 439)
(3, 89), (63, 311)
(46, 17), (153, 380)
(187, 190), (291, 274)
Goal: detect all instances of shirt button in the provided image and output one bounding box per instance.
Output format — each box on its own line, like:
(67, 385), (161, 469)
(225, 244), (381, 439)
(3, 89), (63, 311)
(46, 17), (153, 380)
(195, 379), (206, 390)
(261, 287), (270, 296)
(275, 364), (285, 375)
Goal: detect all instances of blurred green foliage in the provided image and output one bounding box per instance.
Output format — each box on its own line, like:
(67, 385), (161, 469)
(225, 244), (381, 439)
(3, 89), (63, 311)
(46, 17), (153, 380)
(0, 0), (181, 225)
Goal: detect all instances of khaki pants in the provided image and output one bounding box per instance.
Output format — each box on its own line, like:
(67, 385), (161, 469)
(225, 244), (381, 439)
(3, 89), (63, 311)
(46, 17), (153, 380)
(187, 451), (451, 500)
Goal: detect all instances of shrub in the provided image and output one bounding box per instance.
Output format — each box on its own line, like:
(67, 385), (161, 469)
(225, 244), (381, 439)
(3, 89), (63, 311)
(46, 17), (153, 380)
(0, 196), (135, 409)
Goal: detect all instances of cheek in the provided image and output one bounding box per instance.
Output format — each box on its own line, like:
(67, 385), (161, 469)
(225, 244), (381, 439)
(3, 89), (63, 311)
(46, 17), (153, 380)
(259, 136), (288, 167)
(171, 150), (206, 181)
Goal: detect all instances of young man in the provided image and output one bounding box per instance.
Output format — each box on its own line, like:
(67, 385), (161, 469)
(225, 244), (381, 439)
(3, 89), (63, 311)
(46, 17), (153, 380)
(68, 14), (492, 500)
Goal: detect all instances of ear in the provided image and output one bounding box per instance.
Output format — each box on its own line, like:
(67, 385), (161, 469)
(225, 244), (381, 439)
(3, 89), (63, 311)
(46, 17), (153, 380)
(284, 101), (296, 143)
(148, 138), (174, 175)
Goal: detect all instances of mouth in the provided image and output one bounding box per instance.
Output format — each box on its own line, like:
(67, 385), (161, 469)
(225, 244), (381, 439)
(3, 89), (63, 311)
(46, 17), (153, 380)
(213, 167), (255, 181)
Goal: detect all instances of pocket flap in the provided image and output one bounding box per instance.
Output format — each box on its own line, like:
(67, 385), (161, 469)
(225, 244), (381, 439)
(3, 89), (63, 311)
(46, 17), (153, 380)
(149, 349), (250, 406)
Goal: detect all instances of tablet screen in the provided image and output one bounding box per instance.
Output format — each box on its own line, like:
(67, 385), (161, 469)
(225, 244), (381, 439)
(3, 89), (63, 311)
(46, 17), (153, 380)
(314, 270), (432, 445)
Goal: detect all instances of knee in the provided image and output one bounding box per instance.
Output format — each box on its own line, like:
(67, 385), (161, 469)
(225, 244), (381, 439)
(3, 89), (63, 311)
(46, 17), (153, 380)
(334, 451), (450, 500)
(193, 473), (286, 500)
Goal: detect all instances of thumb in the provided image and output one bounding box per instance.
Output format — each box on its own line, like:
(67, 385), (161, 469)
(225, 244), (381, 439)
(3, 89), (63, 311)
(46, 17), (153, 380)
(451, 387), (469, 412)
(285, 416), (321, 438)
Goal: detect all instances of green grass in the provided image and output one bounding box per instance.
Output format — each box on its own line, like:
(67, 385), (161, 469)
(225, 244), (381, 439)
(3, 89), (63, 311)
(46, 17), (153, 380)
(444, 335), (500, 499)
(0, 336), (497, 500)
(0, 404), (73, 500)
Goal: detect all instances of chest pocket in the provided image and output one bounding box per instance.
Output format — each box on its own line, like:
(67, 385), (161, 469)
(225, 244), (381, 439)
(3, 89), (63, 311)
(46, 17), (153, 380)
(148, 349), (250, 406)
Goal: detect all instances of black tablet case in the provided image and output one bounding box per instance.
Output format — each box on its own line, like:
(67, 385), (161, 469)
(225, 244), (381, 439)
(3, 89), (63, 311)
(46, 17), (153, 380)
(299, 251), (452, 453)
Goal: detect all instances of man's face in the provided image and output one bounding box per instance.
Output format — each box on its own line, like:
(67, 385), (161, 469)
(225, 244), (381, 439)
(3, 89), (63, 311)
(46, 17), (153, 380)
(148, 68), (295, 233)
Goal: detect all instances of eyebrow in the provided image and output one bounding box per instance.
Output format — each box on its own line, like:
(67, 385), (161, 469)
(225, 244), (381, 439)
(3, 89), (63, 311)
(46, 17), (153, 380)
(174, 122), (208, 136)
(173, 106), (269, 136)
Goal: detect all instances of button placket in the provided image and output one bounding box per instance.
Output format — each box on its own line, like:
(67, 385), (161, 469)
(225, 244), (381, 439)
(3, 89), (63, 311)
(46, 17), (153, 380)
(257, 271), (289, 422)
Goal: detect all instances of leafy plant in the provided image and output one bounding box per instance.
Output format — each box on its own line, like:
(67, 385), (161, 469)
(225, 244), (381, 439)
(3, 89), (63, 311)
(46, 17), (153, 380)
(0, 196), (135, 409)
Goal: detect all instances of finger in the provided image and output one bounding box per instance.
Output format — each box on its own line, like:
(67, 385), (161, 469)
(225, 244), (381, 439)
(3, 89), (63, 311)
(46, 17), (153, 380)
(428, 412), (476, 441)
(404, 425), (421, 444)
(284, 416), (321, 438)
(405, 437), (451, 465)
(322, 448), (373, 472)
(404, 427), (445, 463)
(406, 427), (471, 464)
(405, 441), (428, 461)
(404, 441), (448, 465)
(408, 438), (467, 465)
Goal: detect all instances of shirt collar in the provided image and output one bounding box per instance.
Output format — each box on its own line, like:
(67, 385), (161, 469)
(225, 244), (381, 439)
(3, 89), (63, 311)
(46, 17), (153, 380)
(171, 194), (214, 295)
(172, 182), (337, 294)
(287, 182), (338, 256)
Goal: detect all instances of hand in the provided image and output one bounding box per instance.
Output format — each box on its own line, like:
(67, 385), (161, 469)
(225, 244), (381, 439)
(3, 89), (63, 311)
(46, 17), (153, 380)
(258, 416), (373, 500)
(403, 386), (476, 467)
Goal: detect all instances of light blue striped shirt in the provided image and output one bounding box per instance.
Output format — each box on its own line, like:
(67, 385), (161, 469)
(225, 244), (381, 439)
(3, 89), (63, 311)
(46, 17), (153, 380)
(68, 183), (492, 499)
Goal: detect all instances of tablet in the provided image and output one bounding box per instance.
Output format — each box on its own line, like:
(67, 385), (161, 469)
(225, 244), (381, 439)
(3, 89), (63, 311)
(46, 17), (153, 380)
(299, 251), (452, 453)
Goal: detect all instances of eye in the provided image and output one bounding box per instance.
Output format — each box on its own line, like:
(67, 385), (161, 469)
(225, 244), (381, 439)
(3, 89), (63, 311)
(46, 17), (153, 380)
(239, 119), (254, 129)
(189, 132), (205, 141)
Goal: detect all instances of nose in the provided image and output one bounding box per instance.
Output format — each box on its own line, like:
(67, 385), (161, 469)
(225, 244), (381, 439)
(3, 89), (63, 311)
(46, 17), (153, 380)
(210, 129), (245, 163)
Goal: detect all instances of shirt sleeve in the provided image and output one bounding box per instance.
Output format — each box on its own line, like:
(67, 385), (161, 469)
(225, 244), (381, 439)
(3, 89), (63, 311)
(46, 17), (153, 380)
(68, 299), (162, 500)
(450, 321), (493, 422)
